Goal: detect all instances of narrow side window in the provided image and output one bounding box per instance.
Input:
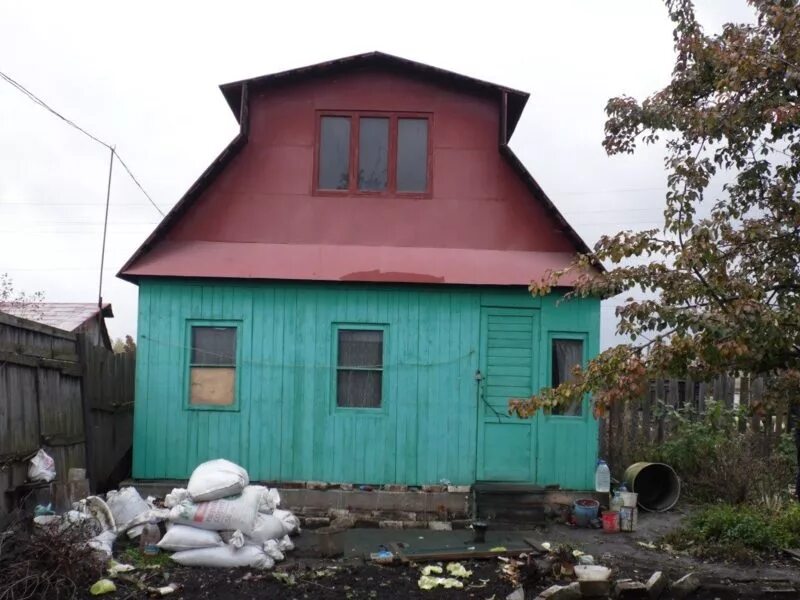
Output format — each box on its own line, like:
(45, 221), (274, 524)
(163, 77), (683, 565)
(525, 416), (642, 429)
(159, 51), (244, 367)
(318, 116), (351, 190)
(189, 326), (237, 406)
(551, 338), (583, 416)
(358, 117), (389, 191)
(396, 118), (428, 192)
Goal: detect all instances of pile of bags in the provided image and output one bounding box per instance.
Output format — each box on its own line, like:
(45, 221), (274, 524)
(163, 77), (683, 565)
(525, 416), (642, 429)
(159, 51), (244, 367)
(157, 459), (299, 569)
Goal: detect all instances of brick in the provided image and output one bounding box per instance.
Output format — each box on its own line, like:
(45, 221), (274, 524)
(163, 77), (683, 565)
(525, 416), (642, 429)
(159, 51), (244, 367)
(382, 484), (408, 492)
(428, 521), (452, 531)
(613, 579), (648, 599)
(447, 485), (471, 494)
(671, 573), (700, 599)
(328, 508), (351, 520)
(338, 483), (354, 491)
(646, 571), (668, 599)
(300, 516), (330, 529)
(305, 481), (330, 490)
(403, 520), (426, 529)
(422, 484), (446, 493)
(580, 580), (611, 598)
(378, 520), (403, 529)
(536, 582), (581, 599)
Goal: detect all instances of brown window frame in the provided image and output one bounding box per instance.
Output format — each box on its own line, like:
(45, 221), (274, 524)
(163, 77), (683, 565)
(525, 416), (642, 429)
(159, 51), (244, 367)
(313, 110), (432, 198)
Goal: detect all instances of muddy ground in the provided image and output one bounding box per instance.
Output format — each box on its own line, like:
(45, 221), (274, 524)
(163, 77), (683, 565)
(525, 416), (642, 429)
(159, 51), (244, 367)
(78, 511), (800, 599)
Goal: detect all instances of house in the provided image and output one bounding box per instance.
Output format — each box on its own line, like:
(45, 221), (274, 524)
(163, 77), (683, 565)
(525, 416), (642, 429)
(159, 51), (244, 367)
(118, 52), (601, 490)
(0, 302), (114, 350)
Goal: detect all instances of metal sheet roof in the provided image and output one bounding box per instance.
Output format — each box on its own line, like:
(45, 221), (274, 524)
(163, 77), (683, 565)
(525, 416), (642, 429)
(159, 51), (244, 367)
(0, 302), (113, 332)
(122, 241), (586, 286)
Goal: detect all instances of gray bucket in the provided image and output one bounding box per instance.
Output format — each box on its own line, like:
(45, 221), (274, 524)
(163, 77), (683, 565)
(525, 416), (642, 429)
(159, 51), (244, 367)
(623, 462), (680, 512)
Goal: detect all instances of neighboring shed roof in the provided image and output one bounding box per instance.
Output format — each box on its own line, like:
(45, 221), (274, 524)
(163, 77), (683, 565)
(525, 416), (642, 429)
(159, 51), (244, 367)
(0, 302), (113, 332)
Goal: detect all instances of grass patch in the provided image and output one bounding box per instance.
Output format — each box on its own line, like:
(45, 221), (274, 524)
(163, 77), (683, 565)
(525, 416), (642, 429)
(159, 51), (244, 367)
(119, 546), (174, 569)
(664, 503), (800, 562)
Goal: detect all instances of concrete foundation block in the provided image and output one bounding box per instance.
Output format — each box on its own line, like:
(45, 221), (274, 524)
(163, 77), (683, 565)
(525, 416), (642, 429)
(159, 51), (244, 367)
(428, 521), (452, 531)
(300, 516), (330, 529)
(422, 484), (446, 493)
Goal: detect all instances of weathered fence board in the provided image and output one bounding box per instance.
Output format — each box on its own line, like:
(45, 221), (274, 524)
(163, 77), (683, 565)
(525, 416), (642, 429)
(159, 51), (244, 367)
(0, 311), (134, 515)
(600, 374), (790, 476)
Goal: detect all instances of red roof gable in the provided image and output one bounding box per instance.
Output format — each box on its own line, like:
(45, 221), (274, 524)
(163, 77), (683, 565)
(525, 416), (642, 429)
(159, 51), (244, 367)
(119, 52), (599, 285)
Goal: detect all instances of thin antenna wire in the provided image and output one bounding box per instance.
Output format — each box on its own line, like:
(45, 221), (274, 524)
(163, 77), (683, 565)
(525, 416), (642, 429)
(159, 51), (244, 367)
(0, 69), (165, 217)
(98, 147), (115, 308)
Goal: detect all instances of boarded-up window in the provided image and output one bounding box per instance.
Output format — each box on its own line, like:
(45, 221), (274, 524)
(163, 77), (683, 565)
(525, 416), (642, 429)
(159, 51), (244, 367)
(336, 329), (383, 408)
(190, 326), (237, 406)
(551, 339), (583, 416)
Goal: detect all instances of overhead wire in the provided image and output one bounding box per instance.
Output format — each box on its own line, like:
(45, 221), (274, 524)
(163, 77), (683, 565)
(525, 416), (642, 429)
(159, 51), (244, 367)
(0, 69), (165, 217)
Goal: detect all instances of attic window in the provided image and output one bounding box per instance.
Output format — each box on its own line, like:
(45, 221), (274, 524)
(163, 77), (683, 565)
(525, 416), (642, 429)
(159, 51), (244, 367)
(316, 112), (430, 195)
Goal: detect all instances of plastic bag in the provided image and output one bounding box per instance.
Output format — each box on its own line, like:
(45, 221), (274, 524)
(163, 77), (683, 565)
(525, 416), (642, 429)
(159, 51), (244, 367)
(87, 530), (117, 559)
(157, 525), (223, 551)
(164, 488), (191, 508)
(106, 487), (150, 538)
(170, 544), (274, 569)
(187, 459), (249, 502)
(28, 449), (56, 483)
(278, 535), (294, 553)
(169, 485), (265, 535)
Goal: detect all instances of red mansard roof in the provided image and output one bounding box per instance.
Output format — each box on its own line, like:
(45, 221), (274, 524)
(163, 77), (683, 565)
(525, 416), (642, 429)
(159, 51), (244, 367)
(118, 52), (600, 285)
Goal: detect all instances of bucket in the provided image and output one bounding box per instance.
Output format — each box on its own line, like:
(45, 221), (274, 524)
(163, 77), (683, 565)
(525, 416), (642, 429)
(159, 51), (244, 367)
(601, 511), (619, 533)
(573, 498), (600, 527)
(619, 506), (637, 532)
(623, 462), (681, 512)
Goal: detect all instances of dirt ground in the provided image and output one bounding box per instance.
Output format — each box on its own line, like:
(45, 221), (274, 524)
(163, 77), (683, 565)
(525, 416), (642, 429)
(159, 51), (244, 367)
(78, 511), (800, 599)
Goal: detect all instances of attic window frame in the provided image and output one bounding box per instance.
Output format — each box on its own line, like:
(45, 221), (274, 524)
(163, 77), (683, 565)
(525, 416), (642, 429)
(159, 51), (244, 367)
(313, 110), (432, 198)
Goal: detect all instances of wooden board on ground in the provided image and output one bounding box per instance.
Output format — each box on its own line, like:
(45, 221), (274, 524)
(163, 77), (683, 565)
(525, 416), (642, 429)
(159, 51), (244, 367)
(386, 539), (537, 563)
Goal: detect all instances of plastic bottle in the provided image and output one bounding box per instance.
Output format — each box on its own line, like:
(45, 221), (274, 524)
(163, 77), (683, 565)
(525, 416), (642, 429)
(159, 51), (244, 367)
(610, 489), (624, 512)
(595, 459), (611, 493)
(140, 518), (161, 556)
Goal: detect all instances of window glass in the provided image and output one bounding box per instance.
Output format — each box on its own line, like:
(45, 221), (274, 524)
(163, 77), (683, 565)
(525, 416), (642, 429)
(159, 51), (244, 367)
(190, 326), (237, 407)
(396, 118), (428, 192)
(191, 327), (236, 365)
(336, 329), (383, 408)
(318, 116), (351, 190)
(551, 339), (583, 416)
(358, 117), (389, 191)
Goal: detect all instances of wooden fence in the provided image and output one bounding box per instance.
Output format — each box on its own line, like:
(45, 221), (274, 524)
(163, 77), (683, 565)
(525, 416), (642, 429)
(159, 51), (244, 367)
(600, 375), (792, 476)
(0, 311), (134, 515)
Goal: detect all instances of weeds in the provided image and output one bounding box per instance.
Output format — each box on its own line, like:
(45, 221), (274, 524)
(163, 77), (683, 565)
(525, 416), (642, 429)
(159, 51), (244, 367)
(633, 401), (795, 505)
(0, 514), (104, 600)
(664, 503), (800, 562)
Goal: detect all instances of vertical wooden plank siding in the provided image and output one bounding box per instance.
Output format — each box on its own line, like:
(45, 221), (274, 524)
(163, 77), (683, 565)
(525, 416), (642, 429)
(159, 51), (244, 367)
(133, 279), (601, 488)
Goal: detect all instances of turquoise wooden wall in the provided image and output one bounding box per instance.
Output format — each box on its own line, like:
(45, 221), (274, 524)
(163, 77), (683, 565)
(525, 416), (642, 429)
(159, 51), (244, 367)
(133, 279), (600, 488)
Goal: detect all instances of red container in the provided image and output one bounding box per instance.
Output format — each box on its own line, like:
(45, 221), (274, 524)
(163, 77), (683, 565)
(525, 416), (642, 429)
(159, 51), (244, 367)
(601, 511), (620, 533)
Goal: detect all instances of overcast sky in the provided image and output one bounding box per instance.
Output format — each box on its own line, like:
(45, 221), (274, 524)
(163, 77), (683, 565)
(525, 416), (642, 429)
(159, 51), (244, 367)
(0, 1), (755, 347)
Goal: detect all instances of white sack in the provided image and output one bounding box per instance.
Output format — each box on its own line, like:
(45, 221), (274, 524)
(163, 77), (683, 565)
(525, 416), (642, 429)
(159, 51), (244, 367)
(106, 487), (151, 538)
(169, 485), (265, 535)
(278, 535), (295, 553)
(187, 459), (249, 502)
(164, 488), (191, 508)
(248, 513), (290, 544)
(28, 449), (56, 483)
(263, 539), (284, 561)
(259, 488), (281, 513)
(273, 509), (301, 535)
(157, 525), (223, 551)
(170, 545), (274, 570)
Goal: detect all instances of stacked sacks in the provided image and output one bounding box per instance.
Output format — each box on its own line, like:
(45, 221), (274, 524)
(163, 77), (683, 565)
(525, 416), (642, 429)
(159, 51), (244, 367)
(159, 459), (299, 569)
